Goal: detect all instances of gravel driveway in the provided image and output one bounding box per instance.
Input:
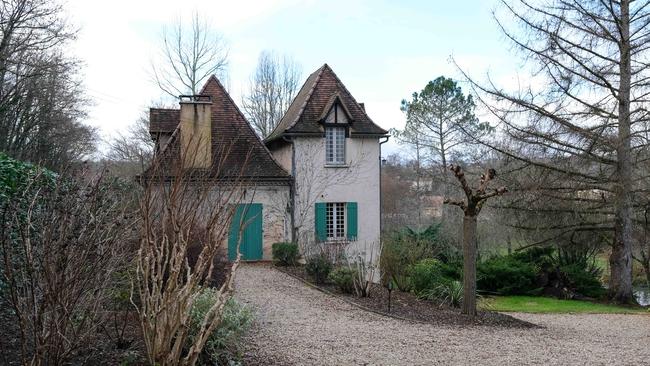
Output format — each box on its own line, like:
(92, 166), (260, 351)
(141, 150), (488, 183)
(234, 264), (650, 366)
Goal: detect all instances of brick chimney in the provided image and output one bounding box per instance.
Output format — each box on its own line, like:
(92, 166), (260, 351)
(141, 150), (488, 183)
(179, 95), (212, 169)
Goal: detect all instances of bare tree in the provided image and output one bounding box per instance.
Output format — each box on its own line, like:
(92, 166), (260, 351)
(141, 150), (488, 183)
(152, 12), (229, 97)
(106, 111), (154, 161)
(445, 165), (507, 317)
(460, 0), (650, 304)
(0, 0), (95, 169)
(242, 51), (302, 138)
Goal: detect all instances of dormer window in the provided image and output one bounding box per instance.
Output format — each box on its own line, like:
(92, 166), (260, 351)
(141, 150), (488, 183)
(324, 103), (349, 124)
(326, 127), (346, 165)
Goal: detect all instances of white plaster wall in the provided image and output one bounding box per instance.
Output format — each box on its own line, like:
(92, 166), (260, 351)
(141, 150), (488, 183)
(292, 136), (381, 261)
(271, 143), (293, 173)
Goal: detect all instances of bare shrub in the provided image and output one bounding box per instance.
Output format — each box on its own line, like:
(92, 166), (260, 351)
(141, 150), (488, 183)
(0, 169), (137, 365)
(134, 139), (252, 366)
(346, 241), (381, 298)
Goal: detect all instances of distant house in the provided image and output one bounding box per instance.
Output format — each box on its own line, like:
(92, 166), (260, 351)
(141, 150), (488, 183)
(146, 64), (388, 262)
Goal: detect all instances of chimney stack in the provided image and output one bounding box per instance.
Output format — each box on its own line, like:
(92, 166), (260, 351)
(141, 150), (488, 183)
(179, 95), (212, 169)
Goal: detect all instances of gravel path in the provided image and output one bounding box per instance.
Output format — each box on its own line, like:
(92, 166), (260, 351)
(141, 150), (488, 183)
(234, 264), (650, 366)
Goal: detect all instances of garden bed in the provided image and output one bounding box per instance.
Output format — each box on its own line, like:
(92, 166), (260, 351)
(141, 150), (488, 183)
(278, 266), (536, 328)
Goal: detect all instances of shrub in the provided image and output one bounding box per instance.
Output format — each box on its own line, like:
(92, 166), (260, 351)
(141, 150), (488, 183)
(188, 289), (253, 365)
(409, 258), (447, 296)
(559, 264), (606, 298)
(380, 224), (458, 291)
(511, 246), (555, 272)
(329, 267), (356, 294)
(306, 255), (332, 284)
(272, 242), (299, 266)
(478, 256), (538, 295)
(422, 280), (464, 308)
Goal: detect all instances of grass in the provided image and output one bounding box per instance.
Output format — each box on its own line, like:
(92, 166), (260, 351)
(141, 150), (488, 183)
(480, 295), (648, 314)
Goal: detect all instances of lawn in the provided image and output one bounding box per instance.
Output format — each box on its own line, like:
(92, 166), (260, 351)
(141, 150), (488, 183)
(480, 295), (648, 314)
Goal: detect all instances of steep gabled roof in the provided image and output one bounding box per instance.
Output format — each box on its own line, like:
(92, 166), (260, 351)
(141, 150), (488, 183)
(265, 64), (388, 143)
(144, 76), (291, 183)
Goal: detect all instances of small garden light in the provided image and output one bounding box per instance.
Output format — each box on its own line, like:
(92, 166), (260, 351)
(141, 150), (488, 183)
(387, 280), (393, 313)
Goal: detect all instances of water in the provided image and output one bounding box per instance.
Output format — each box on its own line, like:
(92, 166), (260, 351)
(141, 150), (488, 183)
(634, 286), (650, 306)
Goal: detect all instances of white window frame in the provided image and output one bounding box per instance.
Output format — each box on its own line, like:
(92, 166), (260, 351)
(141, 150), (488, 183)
(326, 202), (346, 240)
(325, 127), (346, 165)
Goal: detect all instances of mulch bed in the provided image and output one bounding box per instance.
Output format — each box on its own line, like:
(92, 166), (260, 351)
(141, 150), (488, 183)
(279, 265), (537, 329)
(0, 299), (147, 366)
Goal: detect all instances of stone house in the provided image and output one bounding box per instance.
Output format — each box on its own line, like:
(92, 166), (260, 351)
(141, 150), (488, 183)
(147, 64), (387, 262)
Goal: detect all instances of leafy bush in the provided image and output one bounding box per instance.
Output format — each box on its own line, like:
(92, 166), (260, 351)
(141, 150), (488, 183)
(511, 246), (555, 272)
(272, 242), (299, 266)
(306, 255), (332, 284)
(188, 289), (253, 365)
(422, 280), (463, 308)
(329, 267), (356, 294)
(409, 259), (447, 295)
(558, 264), (606, 298)
(478, 256), (538, 295)
(380, 224), (457, 291)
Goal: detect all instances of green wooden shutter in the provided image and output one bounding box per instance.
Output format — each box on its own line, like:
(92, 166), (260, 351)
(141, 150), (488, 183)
(347, 202), (358, 241)
(315, 203), (327, 242)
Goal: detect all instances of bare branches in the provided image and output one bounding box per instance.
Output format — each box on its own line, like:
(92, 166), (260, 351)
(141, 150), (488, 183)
(135, 137), (253, 366)
(0, 0), (94, 169)
(151, 12), (229, 97)
(0, 166), (137, 365)
(242, 50), (302, 138)
(444, 164), (507, 216)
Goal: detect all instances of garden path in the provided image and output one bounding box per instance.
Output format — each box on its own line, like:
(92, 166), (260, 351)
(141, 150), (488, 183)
(235, 263), (650, 366)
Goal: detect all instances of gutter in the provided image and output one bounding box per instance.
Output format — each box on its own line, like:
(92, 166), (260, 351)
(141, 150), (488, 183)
(379, 136), (390, 234)
(283, 135), (297, 244)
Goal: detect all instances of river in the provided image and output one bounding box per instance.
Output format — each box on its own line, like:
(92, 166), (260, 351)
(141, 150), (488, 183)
(634, 286), (650, 306)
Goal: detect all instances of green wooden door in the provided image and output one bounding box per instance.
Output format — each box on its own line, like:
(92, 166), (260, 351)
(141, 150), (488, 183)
(228, 203), (263, 261)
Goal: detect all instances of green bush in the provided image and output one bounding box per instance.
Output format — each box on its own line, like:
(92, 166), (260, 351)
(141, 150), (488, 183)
(421, 280), (463, 308)
(478, 256), (538, 295)
(511, 246), (555, 271)
(271, 242), (299, 266)
(188, 289), (253, 365)
(329, 267), (356, 294)
(305, 255), (332, 284)
(409, 258), (447, 296)
(559, 264), (606, 298)
(380, 224), (458, 291)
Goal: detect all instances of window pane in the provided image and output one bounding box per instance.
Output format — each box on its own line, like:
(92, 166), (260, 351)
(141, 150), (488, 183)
(325, 202), (346, 240)
(326, 127), (345, 165)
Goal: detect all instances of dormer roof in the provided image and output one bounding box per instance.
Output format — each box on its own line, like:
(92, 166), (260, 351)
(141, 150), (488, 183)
(265, 64), (388, 143)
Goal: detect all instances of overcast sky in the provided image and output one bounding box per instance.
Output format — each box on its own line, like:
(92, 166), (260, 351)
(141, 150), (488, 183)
(67, 0), (517, 155)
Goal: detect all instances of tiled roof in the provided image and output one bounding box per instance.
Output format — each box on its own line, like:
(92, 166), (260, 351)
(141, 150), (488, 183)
(265, 64), (388, 142)
(149, 108), (180, 134)
(144, 76), (291, 183)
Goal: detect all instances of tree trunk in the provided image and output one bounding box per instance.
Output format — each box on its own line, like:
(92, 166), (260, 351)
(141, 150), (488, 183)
(462, 214), (477, 317)
(610, 0), (636, 304)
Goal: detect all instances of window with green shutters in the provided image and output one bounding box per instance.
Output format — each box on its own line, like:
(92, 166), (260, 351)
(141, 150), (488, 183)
(315, 201), (358, 242)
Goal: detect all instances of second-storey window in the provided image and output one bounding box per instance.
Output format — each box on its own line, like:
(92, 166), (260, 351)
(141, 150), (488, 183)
(326, 202), (346, 239)
(325, 127), (345, 165)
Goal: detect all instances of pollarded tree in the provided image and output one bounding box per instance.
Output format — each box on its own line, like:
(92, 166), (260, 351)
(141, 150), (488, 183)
(445, 165), (507, 317)
(461, 0), (649, 303)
